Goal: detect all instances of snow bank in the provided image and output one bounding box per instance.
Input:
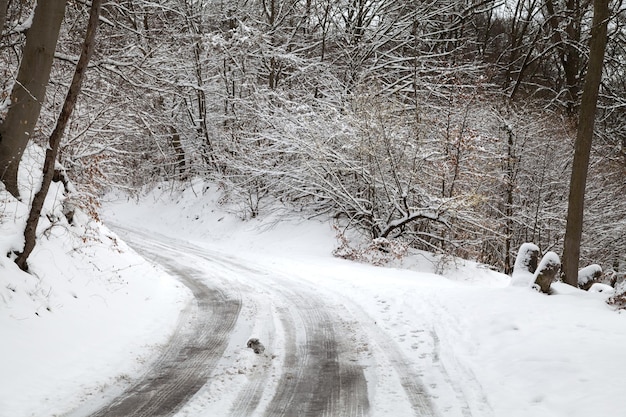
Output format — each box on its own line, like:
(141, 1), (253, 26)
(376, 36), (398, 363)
(512, 242), (540, 286)
(0, 147), (191, 417)
(101, 179), (338, 259)
(578, 264), (602, 288)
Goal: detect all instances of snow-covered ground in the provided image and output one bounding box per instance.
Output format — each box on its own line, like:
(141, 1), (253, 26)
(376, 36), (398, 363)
(2, 177), (626, 416)
(0, 150), (191, 417)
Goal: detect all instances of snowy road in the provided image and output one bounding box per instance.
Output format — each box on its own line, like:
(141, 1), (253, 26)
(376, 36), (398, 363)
(86, 236), (241, 417)
(82, 225), (470, 417)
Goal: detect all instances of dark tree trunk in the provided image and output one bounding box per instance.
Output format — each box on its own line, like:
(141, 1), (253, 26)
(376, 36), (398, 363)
(0, 0), (66, 198)
(0, 0), (8, 34)
(170, 126), (186, 178)
(544, 0), (586, 113)
(15, 0), (101, 271)
(503, 121), (516, 274)
(561, 0), (609, 286)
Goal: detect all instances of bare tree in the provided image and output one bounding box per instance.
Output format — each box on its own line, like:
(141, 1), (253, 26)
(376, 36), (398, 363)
(3, 0), (617, 274)
(561, 0), (610, 286)
(15, 0), (102, 271)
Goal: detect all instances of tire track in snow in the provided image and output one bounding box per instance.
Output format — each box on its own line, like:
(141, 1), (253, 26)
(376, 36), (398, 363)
(338, 299), (437, 416)
(430, 328), (473, 417)
(181, 246), (371, 417)
(85, 236), (242, 417)
(261, 287), (370, 417)
(421, 297), (493, 417)
(92, 226), (441, 416)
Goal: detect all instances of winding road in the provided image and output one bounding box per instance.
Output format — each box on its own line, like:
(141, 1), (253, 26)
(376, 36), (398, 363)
(71, 225), (471, 417)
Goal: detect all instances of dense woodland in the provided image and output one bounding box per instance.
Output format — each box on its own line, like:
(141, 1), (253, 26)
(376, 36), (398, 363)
(1, 0), (625, 277)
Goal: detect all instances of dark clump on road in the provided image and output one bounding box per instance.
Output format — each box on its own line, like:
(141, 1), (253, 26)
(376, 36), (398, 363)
(247, 338), (265, 354)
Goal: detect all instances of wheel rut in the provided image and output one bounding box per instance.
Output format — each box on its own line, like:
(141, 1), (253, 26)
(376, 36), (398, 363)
(79, 225), (442, 417)
(261, 288), (370, 417)
(181, 246), (371, 417)
(86, 238), (242, 417)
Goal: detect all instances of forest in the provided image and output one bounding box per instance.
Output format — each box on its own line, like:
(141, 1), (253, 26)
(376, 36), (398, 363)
(1, 0), (625, 279)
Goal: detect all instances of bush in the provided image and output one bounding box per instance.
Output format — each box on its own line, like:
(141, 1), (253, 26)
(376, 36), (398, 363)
(332, 227), (408, 266)
(607, 281), (626, 309)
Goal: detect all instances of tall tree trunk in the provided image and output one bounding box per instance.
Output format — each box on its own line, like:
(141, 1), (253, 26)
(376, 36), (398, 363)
(503, 122), (516, 275)
(0, 0), (66, 198)
(561, 0), (609, 286)
(15, 0), (101, 271)
(544, 0), (585, 113)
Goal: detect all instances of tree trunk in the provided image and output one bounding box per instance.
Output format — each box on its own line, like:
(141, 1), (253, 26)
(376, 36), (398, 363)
(0, 0), (8, 34)
(561, 0), (609, 286)
(0, 0), (66, 198)
(170, 125), (186, 178)
(15, 0), (101, 271)
(503, 120), (516, 274)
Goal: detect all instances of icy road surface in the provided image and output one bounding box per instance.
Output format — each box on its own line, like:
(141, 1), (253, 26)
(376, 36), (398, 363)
(80, 226), (482, 417)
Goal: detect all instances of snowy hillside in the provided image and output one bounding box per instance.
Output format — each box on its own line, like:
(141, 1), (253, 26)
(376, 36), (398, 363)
(0, 150), (191, 417)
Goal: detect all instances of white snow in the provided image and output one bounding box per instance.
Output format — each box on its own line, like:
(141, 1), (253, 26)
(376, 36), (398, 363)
(511, 242), (540, 287)
(0, 148), (191, 417)
(537, 251), (561, 270)
(578, 264), (602, 287)
(589, 283), (614, 294)
(2, 176), (626, 417)
(11, 4), (35, 34)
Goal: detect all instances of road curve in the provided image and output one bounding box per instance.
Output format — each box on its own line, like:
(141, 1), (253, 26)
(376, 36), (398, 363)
(87, 238), (242, 417)
(70, 225), (441, 417)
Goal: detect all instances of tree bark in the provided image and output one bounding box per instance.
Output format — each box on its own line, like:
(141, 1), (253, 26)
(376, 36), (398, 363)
(561, 0), (609, 286)
(169, 125), (186, 178)
(503, 120), (516, 274)
(543, 0), (585, 113)
(0, 0), (67, 198)
(0, 0), (8, 35)
(15, 0), (101, 271)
